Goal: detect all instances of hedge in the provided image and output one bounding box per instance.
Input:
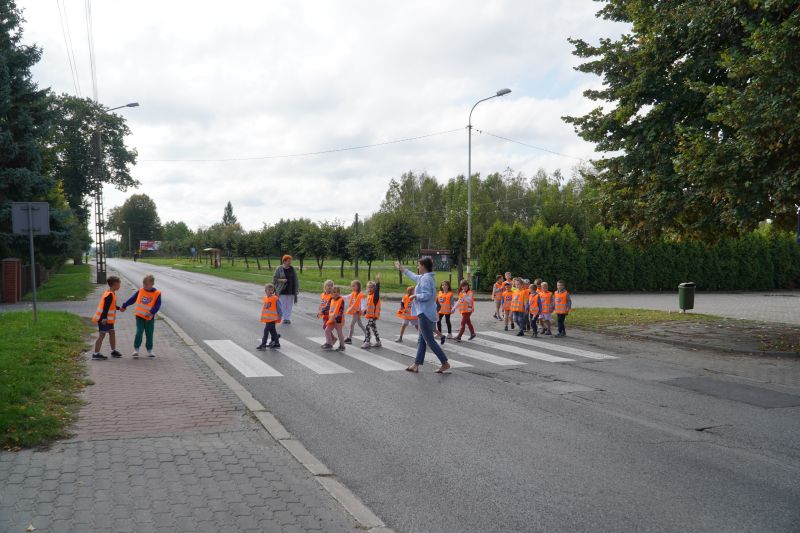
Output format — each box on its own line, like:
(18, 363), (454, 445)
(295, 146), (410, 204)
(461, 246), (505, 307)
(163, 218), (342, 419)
(478, 221), (800, 292)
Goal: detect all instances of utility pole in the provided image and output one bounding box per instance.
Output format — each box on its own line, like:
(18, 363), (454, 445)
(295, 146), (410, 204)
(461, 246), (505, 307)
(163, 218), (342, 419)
(93, 129), (107, 284)
(353, 213), (359, 279)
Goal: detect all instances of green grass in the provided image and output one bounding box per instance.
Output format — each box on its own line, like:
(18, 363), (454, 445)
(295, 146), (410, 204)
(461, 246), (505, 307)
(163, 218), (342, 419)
(0, 311), (90, 449)
(24, 263), (93, 302)
(568, 307), (719, 328)
(138, 257), (463, 293)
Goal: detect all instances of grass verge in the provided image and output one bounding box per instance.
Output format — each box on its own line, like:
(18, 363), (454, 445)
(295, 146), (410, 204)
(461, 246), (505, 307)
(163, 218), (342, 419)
(24, 263), (93, 302)
(568, 307), (719, 328)
(0, 311), (90, 449)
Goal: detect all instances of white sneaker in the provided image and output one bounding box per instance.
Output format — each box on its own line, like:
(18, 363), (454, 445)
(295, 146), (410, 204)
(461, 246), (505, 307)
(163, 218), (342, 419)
(147, 351), (156, 358)
(360, 341), (371, 349)
(372, 341), (382, 348)
(394, 336), (403, 343)
(131, 351), (139, 358)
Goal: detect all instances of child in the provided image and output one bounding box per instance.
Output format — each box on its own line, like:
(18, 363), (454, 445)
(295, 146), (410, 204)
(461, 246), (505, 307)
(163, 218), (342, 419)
(538, 281), (554, 335)
(436, 280), (454, 344)
(528, 284), (542, 338)
(322, 286), (346, 351)
(395, 286), (418, 342)
(317, 279), (335, 330)
(491, 275), (504, 320)
(120, 273), (162, 358)
(361, 273), (382, 349)
(256, 283), (282, 350)
(90, 275), (124, 360)
(520, 279), (532, 331)
(502, 280), (514, 331)
(554, 280), (572, 337)
(510, 278), (527, 335)
(453, 279), (476, 342)
(344, 280), (366, 344)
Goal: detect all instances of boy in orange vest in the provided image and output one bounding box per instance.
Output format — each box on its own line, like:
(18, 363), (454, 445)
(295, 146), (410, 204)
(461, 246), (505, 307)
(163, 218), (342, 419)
(322, 286), (347, 351)
(491, 275), (504, 320)
(257, 283), (282, 350)
(361, 274), (382, 349)
(537, 281), (554, 336)
(395, 286), (418, 342)
(436, 280), (454, 343)
(502, 280), (514, 331)
(554, 280), (573, 337)
(510, 278), (527, 335)
(91, 275), (124, 360)
(120, 273), (162, 357)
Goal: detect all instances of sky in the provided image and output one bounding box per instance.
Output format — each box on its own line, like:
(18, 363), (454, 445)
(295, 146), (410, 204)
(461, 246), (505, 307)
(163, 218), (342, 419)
(21, 1), (628, 233)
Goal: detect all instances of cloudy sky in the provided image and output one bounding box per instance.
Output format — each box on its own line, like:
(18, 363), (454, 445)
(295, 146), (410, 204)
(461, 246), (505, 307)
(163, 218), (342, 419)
(21, 1), (627, 232)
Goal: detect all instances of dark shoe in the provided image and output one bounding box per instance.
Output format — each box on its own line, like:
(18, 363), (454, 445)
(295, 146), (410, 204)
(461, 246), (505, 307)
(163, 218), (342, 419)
(510, 323), (515, 329)
(532, 331), (538, 338)
(256, 345), (267, 351)
(504, 326), (508, 331)
(440, 336), (446, 345)
(271, 343), (281, 349)
(455, 337), (462, 343)
(283, 320), (291, 325)
(468, 334), (476, 340)
(516, 331), (524, 337)
(92, 352), (108, 360)
(110, 350), (123, 358)
(545, 330), (552, 336)
(344, 338), (352, 344)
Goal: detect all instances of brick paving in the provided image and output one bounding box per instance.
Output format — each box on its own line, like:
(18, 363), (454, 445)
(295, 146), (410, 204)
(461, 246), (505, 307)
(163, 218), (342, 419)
(0, 280), (358, 533)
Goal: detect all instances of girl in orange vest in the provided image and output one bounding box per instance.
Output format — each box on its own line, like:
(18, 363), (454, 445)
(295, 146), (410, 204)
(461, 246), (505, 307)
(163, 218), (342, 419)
(502, 281), (514, 331)
(322, 286), (347, 351)
(91, 275), (123, 360)
(395, 286), (418, 342)
(538, 281), (555, 335)
(120, 273), (162, 358)
(510, 278), (527, 335)
(317, 279), (335, 330)
(257, 283), (283, 350)
(361, 274), (382, 349)
(436, 280), (454, 343)
(492, 274), (504, 320)
(554, 280), (572, 337)
(345, 280), (367, 345)
(453, 279), (476, 341)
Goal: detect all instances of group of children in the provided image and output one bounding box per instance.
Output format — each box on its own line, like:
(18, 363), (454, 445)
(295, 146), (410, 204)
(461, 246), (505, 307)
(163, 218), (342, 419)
(491, 272), (572, 337)
(91, 274), (162, 360)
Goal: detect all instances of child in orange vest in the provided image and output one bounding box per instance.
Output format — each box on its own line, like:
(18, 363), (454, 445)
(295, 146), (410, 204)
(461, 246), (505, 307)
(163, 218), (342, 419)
(528, 283), (542, 338)
(538, 281), (554, 335)
(395, 286), (418, 342)
(91, 275), (123, 360)
(554, 280), (573, 337)
(492, 274), (504, 320)
(257, 283), (282, 350)
(436, 280), (454, 344)
(120, 273), (162, 358)
(345, 280), (367, 345)
(322, 286), (347, 351)
(361, 274), (382, 349)
(317, 279), (334, 330)
(453, 279), (476, 341)
(502, 280), (514, 331)
(510, 277), (527, 335)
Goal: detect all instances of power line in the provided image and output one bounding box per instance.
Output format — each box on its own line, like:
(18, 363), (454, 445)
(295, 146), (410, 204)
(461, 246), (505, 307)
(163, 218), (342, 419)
(84, 0), (99, 100)
(139, 127), (465, 162)
(55, 0), (80, 95)
(474, 128), (589, 162)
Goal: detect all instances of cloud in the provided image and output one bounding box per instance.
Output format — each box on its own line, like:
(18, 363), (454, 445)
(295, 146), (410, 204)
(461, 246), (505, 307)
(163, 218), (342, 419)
(21, 0), (628, 233)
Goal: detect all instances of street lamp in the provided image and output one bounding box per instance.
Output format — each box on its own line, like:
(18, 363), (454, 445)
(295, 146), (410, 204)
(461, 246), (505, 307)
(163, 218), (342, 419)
(467, 88), (511, 282)
(94, 102), (139, 284)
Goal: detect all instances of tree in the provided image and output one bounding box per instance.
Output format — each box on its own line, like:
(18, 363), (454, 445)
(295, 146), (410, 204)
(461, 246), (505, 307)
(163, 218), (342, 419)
(376, 215), (418, 283)
(222, 201), (237, 226)
(328, 222), (351, 278)
(348, 233), (379, 280)
(564, 1), (800, 241)
(299, 223), (330, 274)
(106, 194), (163, 254)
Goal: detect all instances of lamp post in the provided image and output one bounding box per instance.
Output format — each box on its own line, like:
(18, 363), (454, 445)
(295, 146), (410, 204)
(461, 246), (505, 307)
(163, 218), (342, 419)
(94, 102), (139, 284)
(467, 88), (511, 282)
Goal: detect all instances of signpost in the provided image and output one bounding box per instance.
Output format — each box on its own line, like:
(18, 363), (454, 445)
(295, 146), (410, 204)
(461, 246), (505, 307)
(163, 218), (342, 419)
(11, 202), (50, 322)
(139, 240), (161, 251)
(419, 249), (452, 272)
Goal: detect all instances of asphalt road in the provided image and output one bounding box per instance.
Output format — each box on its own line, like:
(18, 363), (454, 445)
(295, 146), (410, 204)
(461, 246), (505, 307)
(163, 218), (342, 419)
(109, 259), (800, 533)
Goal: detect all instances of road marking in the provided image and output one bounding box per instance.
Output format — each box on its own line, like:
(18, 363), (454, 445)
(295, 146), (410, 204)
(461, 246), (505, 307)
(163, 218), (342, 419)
(376, 340), (473, 368)
(308, 338), (408, 371)
(277, 339), (353, 375)
(442, 335), (574, 363)
(405, 336), (525, 366)
(204, 340), (283, 377)
(482, 331), (618, 360)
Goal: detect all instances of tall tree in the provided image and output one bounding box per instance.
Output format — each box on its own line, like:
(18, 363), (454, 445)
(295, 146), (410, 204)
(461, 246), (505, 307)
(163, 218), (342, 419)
(376, 214), (418, 283)
(564, 0), (800, 241)
(299, 223), (330, 274)
(222, 201), (237, 226)
(348, 233), (379, 281)
(328, 221), (351, 278)
(106, 194), (163, 254)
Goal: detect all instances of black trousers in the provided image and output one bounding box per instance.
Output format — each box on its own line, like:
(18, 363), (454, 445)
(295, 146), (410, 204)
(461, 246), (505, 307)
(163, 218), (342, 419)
(557, 314), (567, 335)
(261, 322), (279, 345)
(437, 313), (452, 334)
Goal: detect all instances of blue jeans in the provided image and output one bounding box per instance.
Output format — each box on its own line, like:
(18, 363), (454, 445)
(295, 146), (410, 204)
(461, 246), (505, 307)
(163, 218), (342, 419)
(415, 314), (448, 365)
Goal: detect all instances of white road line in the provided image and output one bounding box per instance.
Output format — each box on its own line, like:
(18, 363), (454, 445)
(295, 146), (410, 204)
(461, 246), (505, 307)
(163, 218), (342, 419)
(277, 339), (353, 375)
(482, 331), (618, 360)
(439, 335), (574, 363)
(308, 338), (407, 371)
(204, 340), (283, 377)
(406, 336), (526, 366)
(376, 340), (473, 368)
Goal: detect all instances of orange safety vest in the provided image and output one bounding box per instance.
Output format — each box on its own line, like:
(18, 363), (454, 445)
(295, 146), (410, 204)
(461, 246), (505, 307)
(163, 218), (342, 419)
(539, 291), (554, 313)
(365, 293), (381, 319)
(510, 289), (525, 313)
(327, 297), (345, 325)
(491, 282), (504, 301)
(502, 289), (513, 311)
(133, 288), (161, 320)
(260, 295), (281, 323)
(528, 292), (542, 315)
(317, 292), (333, 319)
(396, 294), (416, 320)
(456, 290), (474, 314)
(92, 290), (117, 324)
(554, 290), (571, 315)
(437, 291), (453, 315)
(346, 291), (364, 315)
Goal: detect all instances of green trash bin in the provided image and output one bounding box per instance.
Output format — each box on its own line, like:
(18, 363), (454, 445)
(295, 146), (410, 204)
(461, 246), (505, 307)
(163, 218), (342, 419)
(678, 282), (696, 312)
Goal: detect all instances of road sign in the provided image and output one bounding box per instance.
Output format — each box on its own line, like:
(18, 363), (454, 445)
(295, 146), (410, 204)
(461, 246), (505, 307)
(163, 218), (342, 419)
(139, 240), (161, 251)
(11, 202), (50, 235)
(420, 249), (452, 271)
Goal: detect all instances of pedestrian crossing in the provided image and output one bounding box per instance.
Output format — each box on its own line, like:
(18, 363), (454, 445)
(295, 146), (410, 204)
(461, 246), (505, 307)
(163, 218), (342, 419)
(203, 331), (618, 379)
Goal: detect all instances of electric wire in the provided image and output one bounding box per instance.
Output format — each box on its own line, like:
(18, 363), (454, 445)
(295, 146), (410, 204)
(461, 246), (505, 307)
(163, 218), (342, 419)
(475, 128), (589, 162)
(56, 0), (80, 95)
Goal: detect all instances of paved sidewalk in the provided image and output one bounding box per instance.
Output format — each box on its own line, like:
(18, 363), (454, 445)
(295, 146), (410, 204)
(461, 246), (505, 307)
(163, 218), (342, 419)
(0, 282), (359, 533)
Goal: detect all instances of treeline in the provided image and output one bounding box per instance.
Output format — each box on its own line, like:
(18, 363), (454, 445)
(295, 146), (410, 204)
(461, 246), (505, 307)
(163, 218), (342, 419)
(480, 222), (800, 291)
